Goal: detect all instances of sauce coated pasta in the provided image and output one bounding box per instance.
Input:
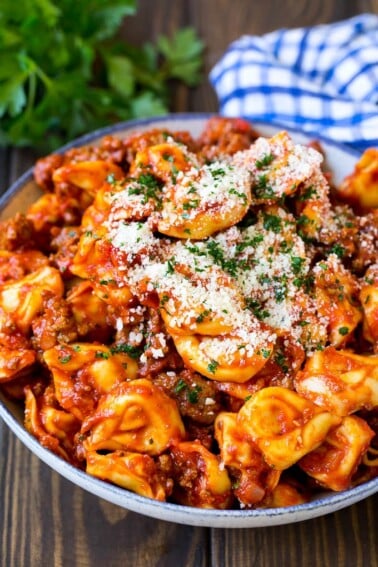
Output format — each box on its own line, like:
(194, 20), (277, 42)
(1, 117), (378, 510)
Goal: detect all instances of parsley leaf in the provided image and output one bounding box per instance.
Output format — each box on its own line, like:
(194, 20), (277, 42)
(0, 3), (204, 151)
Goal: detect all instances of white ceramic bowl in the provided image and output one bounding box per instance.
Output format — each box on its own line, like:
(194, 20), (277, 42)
(1, 113), (377, 528)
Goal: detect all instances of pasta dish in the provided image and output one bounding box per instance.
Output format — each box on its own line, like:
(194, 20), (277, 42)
(0, 117), (378, 509)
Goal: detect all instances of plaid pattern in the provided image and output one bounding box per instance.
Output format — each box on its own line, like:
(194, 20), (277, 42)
(210, 14), (378, 152)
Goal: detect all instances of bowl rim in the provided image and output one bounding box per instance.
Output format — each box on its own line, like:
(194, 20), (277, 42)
(0, 112), (376, 528)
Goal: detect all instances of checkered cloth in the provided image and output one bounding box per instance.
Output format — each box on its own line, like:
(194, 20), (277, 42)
(210, 14), (378, 152)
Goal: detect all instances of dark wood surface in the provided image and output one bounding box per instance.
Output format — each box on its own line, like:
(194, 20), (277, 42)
(1, 1), (378, 565)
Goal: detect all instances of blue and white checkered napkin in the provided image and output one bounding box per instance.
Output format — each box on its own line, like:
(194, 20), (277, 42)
(210, 14), (378, 152)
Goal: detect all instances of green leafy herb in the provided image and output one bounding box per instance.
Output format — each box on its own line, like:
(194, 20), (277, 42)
(260, 348), (271, 359)
(255, 153), (274, 169)
(0, 2), (204, 151)
(253, 174), (275, 199)
(110, 343), (142, 359)
(59, 354), (71, 364)
(166, 257), (176, 275)
(95, 351), (110, 359)
(207, 360), (219, 374)
(329, 244), (346, 258)
(338, 326), (349, 336)
(128, 172), (163, 206)
(174, 379), (187, 394)
(291, 256), (306, 275)
(263, 212), (282, 233)
(274, 351), (289, 373)
(196, 309), (211, 323)
(298, 185), (318, 201)
(188, 385), (202, 404)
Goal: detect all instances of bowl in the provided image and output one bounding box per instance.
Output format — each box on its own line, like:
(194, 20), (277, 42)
(1, 113), (377, 528)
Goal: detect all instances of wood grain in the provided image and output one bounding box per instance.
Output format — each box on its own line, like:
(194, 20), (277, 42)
(210, 495), (378, 567)
(1, 2), (378, 566)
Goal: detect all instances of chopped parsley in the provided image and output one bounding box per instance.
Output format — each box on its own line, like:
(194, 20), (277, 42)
(229, 188), (248, 204)
(59, 354), (72, 364)
(329, 244), (346, 258)
(188, 385), (202, 404)
(128, 173), (163, 207)
(205, 240), (238, 277)
(99, 278), (116, 285)
(196, 309), (211, 323)
(262, 212), (282, 233)
(253, 174), (275, 199)
(246, 298), (270, 320)
(110, 344), (143, 359)
(210, 167), (226, 180)
(166, 257), (176, 275)
(95, 351), (110, 359)
(338, 326), (349, 336)
(236, 233), (264, 253)
(207, 360), (219, 374)
(182, 199), (200, 210)
(255, 153), (274, 169)
(291, 256), (306, 275)
(275, 351), (289, 373)
(298, 186), (317, 201)
(261, 348), (271, 359)
(174, 379), (187, 394)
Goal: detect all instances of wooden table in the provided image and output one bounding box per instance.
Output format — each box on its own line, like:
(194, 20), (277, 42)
(1, 1), (378, 565)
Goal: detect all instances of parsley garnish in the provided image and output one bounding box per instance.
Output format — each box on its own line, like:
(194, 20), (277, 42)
(255, 153), (274, 169)
(253, 174), (275, 199)
(183, 199), (200, 210)
(207, 360), (219, 374)
(263, 212), (282, 233)
(99, 278), (116, 285)
(196, 309), (211, 323)
(298, 186), (317, 201)
(110, 344), (142, 359)
(229, 188), (248, 204)
(338, 326), (349, 336)
(166, 257), (176, 275)
(210, 167), (226, 179)
(174, 379), (187, 394)
(188, 385), (202, 404)
(59, 354), (71, 364)
(128, 173), (163, 207)
(246, 298), (270, 320)
(291, 256), (306, 275)
(95, 351), (110, 359)
(330, 244), (346, 258)
(275, 352), (289, 373)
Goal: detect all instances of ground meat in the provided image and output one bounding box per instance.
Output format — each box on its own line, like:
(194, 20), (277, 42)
(34, 153), (65, 192)
(0, 214), (37, 251)
(184, 421), (214, 450)
(0, 250), (49, 284)
(198, 116), (259, 160)
(353, 211), (378, 272)
(49, 226), (80, 277)
(31, 292), (78, 351)
(153, 368), (221, 425)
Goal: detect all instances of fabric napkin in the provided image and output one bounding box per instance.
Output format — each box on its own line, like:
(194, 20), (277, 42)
(210, 14), (378, 152)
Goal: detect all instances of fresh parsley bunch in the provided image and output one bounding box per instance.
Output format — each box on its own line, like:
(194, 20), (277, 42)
(0, 0), (204, 151)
